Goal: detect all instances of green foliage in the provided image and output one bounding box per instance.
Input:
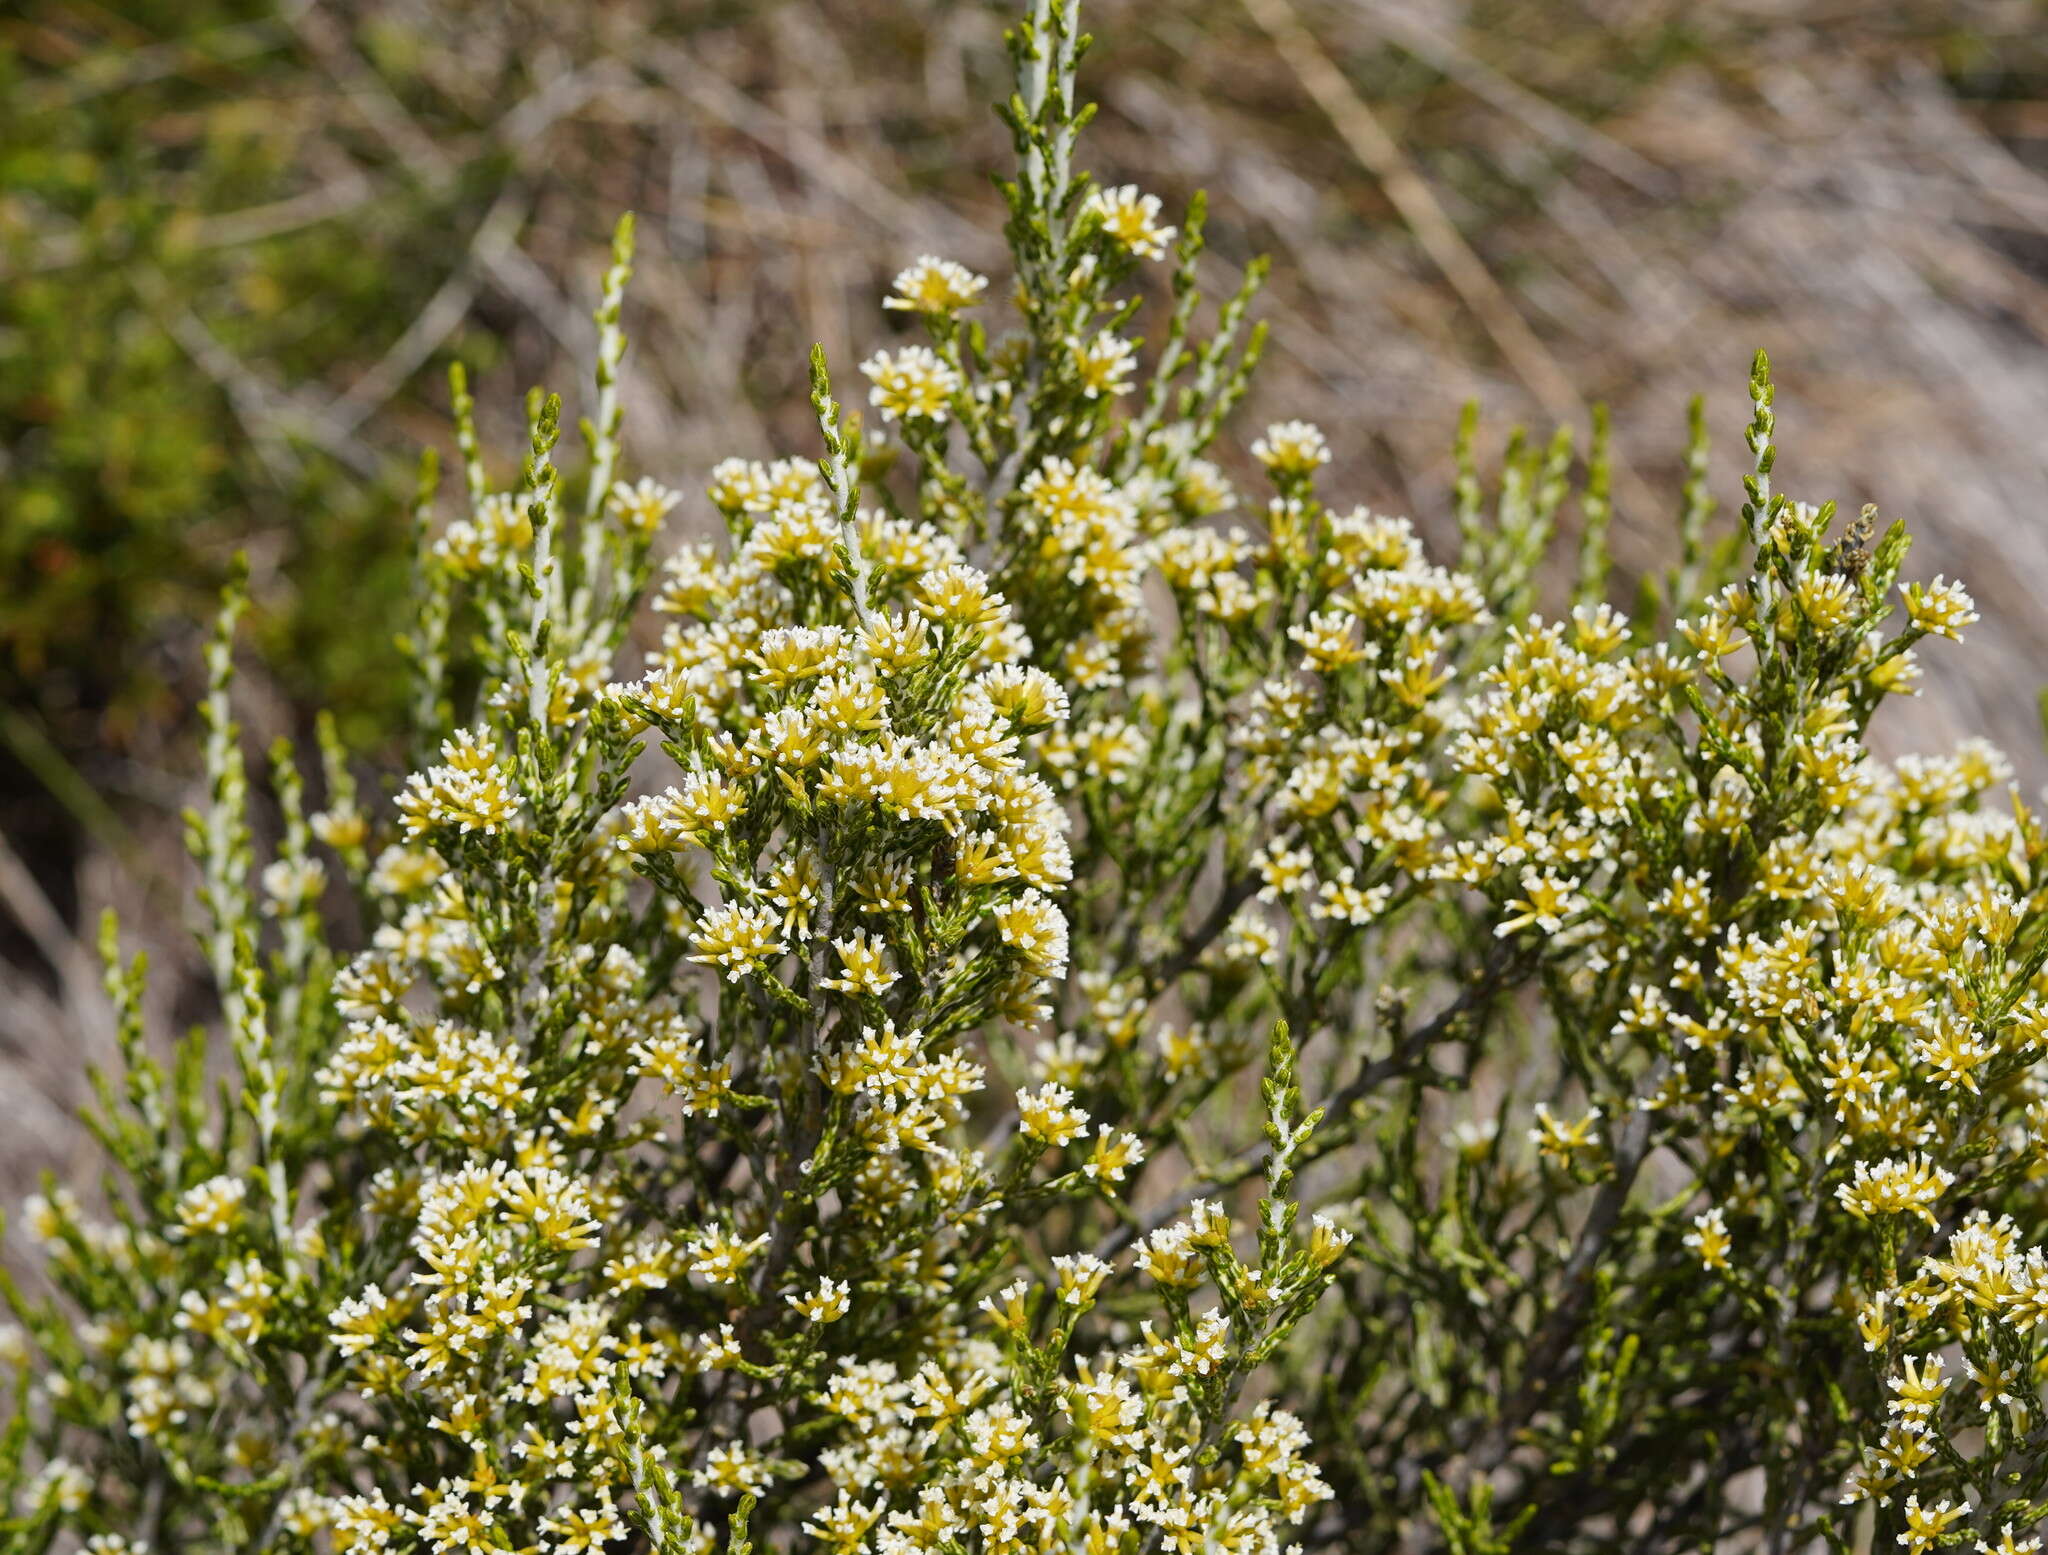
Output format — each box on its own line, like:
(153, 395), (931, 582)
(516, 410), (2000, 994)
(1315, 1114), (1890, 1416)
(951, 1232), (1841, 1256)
(0, 3), (424, 764)
(6, 4), (2048, 1555)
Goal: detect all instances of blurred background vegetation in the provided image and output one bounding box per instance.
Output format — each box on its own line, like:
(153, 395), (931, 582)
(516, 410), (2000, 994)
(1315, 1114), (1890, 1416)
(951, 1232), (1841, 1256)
(3, 0), (2047, 1175)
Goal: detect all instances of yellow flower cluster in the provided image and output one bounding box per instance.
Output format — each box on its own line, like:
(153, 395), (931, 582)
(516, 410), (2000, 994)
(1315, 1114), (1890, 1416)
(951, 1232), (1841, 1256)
(19, 6), (2048, 1554)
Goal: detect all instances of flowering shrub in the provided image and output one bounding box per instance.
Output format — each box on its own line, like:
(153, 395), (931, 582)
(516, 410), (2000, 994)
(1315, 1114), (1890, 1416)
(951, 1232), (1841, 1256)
(7, 3), (2048, 1553)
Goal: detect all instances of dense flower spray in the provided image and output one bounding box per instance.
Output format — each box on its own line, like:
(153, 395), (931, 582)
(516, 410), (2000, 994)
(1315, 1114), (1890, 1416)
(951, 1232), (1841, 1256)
(8, 3), (2048, 1554)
